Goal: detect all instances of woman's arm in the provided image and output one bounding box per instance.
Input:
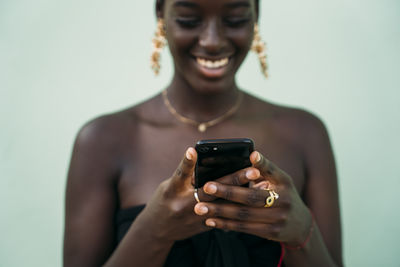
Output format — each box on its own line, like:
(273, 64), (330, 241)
(64, 118), (121, 266)
(193, 113), (343, 267)
(65, 116), (182, 267)
(284, 114), (343, 267)
(65, 116), (183, 267)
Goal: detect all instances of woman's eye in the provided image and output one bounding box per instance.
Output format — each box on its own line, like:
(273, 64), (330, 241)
(224, 18), (250, 28)
(175, 18), (201, 28)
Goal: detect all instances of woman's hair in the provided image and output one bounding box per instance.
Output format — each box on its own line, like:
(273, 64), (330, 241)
(156, 0), (260, 12)
(158, 0), (259, 3)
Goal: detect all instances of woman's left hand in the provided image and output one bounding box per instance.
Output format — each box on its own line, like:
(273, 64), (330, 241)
(194, 151), (312, 246)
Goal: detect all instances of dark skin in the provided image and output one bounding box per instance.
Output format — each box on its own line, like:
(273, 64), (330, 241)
(63, 0), (343, 266)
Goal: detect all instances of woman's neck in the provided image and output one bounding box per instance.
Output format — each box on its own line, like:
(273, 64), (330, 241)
(165, 75), (242, 123)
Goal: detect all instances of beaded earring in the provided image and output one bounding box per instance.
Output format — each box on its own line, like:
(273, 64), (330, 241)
(150, 19), (167, 75)
(251, 23), (268, 78)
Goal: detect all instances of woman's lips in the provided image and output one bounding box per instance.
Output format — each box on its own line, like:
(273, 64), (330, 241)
(194, 57), (231, 78)
(196, 57), (229, 69)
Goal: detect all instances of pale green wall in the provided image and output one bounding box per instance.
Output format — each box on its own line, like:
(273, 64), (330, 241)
(1, 0), (399, 266)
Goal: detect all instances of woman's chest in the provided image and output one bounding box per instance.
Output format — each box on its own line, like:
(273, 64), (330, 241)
(117, 122), (306, 208)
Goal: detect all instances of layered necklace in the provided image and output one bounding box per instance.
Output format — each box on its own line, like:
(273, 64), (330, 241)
(162, 89), (243, 133)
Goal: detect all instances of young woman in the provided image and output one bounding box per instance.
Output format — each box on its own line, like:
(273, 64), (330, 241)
(64, 0), (343, 266)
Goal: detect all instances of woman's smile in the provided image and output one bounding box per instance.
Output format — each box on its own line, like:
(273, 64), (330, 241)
(194, 56), (231, 78)
(196, 57), (229, 69)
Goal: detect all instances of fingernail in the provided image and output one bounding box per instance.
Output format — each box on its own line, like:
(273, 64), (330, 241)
(186, 148), (193, 160)
(196, 205), (208, 215)
(204, 183), (217, 194)
(246, 169), (258, 179)
(254, 152), (261, 163)
(206, 220), (216, 227)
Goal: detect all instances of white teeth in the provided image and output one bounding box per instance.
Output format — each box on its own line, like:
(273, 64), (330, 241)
(196, 57), (229, 69)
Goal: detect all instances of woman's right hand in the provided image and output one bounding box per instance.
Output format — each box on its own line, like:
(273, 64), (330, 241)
(136, 147), (260, 243)
(135, 147), (205, 242)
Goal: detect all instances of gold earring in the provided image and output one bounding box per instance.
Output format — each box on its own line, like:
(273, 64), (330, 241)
(251, 23), (268, 78)
(151, 19), (167, 75)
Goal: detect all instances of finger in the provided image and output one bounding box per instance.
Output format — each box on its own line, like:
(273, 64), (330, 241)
(215, 167), (261, 186)
(203, 182), (283, 208)
(205, 218), (282, 240)
(194, 202), (284, 224)
(250, 151), (289, 185)
(171, 147), (197, 188)
(251, 181), (271, 190)
(196, 167), (260, 202)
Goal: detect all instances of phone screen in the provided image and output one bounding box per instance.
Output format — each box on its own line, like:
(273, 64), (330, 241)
(194, 138), (254, 188)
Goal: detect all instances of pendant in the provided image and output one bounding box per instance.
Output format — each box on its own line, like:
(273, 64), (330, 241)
(198, 123), (207, 132)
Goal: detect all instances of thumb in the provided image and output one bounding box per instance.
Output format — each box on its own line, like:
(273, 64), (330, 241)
(250, 151), (289, 185)
(170, 147), (197, 189)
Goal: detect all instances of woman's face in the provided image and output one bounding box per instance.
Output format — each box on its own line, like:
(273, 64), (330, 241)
(160, 0), (257, 94)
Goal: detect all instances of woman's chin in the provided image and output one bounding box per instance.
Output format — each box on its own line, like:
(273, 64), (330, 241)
(186, 71), (237, 95)
(174, 56), (238, 94)
(190, 78), (236, 95)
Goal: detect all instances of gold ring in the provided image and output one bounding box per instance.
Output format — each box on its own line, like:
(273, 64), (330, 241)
(194, 188), (201, 203)
(263, 189), (279, 208)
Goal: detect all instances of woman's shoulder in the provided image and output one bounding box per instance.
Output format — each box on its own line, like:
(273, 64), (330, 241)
(246, 93), (326, 131)
(73, 94), (161, 157)
(76, 109), (135, 146)
(244, 93), (329, 146)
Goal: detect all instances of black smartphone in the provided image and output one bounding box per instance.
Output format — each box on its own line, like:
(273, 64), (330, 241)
(194, 138), (254, 189)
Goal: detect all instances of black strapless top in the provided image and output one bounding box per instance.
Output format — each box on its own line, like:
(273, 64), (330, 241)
(115, 205), (284, 267)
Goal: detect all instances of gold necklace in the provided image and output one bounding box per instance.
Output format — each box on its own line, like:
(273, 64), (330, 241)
(162, 89), (243, 132)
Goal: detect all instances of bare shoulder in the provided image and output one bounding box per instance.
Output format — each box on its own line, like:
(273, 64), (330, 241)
(74, 95), (161, 158)
(74, 111), (133, 164)
(77, 110), (134, 143)
(245, 93), (329, 144)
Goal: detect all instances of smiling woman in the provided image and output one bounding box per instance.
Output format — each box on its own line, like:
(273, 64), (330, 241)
(162, 0), (256, 93)
(63, 0), (343, 267)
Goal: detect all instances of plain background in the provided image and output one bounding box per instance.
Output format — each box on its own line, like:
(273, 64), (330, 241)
(1, 0), (399, 266)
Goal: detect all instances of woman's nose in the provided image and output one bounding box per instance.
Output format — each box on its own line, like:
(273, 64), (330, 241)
(199, 19), (226, 54)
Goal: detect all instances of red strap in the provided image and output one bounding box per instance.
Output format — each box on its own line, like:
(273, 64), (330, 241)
(277, 211), (315, 266)
(277, 242), (285, 267)
(283, 212), (315, 250)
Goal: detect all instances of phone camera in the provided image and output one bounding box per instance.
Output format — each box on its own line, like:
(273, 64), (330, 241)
(198, 146), (210, 153)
